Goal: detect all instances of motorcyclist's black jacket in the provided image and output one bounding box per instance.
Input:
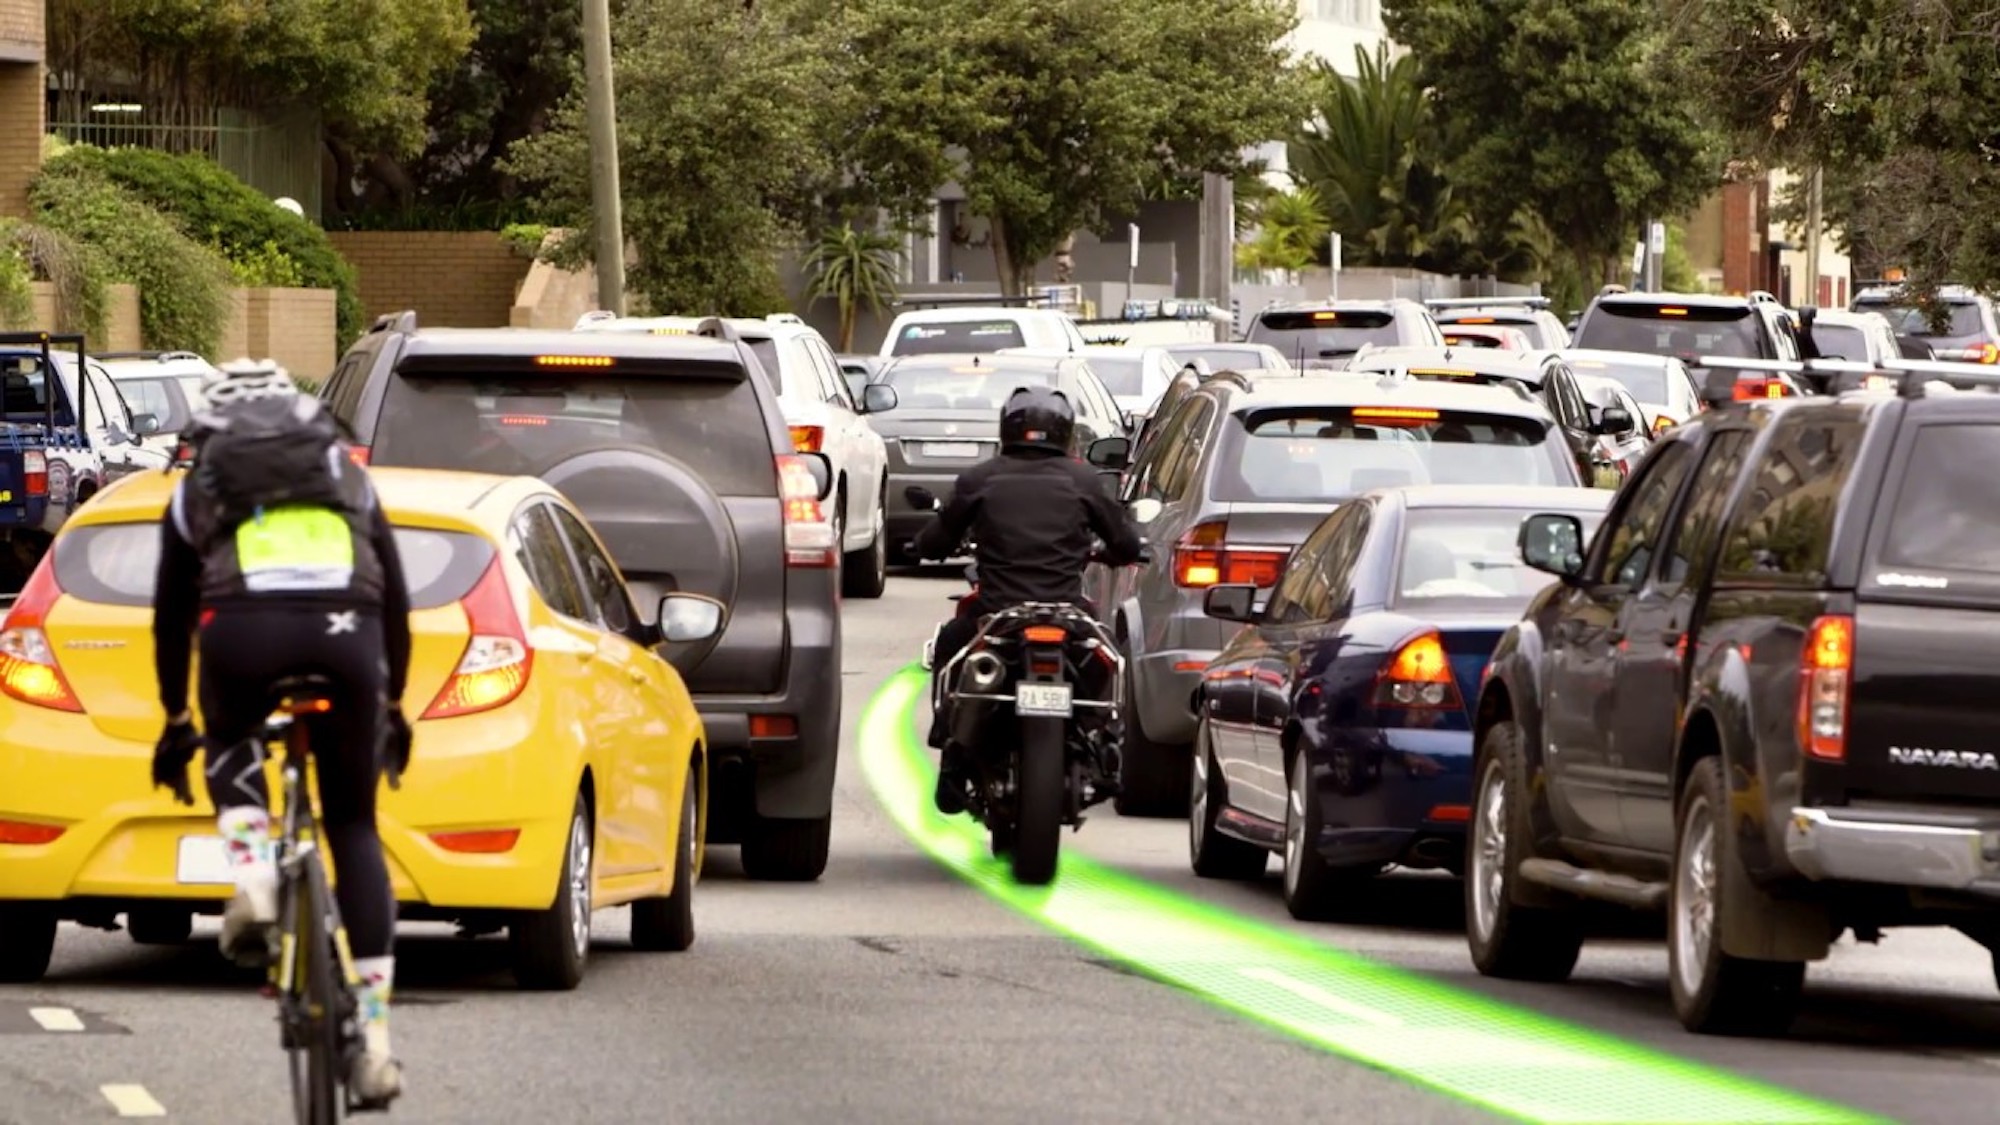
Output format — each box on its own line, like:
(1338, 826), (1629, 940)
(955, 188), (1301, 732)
(913, 448), (1142, 611)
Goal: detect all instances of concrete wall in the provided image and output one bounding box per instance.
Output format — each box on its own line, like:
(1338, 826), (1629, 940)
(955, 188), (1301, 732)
(0, 0), (43, 220)
(26, 281), (140, 349)
(327, 231), (532, 329)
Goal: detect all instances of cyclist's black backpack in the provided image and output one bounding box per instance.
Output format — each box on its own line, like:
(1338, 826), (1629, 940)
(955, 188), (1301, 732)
(185, 394), (356, 547)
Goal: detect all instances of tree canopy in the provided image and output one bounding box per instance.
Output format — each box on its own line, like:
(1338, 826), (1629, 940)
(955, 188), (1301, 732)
(1384, 0), (1717, 284)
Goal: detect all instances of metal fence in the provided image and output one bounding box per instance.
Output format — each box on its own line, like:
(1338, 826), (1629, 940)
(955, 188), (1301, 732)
(50, 103), (322, 220)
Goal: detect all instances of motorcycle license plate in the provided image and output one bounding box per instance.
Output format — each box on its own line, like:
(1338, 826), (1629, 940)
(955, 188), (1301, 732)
(1016, 682), (1073, 717)
(922, 441), (981, 458)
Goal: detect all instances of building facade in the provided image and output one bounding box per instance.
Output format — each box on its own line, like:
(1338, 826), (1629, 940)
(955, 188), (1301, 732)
(0, 0), (43, 219)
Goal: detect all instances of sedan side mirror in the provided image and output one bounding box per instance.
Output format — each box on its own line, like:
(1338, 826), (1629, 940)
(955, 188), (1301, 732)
(656, 593), (725, 643)
(1086, 435), (1130, 470)
(904, 485), (941, 511)
(1592, 406), (1634, 435)
(1519, 513), (1586, 581)
(860, 383), (898, 414)
(1202, 583), (1260, 624)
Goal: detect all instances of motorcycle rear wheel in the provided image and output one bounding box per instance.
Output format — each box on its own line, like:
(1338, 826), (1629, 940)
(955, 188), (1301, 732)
(1010, 716), (1066, 885)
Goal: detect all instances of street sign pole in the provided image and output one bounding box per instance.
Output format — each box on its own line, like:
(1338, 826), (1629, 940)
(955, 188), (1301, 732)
(1127, 222), (1139, 303)
(1329, 232), (1342, 302)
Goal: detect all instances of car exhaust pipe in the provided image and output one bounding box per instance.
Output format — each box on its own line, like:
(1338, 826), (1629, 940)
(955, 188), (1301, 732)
(960, 650), (1006, 693)
(1407, 837), (1459, 868)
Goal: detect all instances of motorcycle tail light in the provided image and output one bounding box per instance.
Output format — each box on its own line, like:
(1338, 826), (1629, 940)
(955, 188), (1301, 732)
(1023, 625), (1066, 643)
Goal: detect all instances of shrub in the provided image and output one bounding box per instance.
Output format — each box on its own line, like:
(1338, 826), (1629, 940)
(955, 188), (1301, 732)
(2, 220), (103, 336)
(41, 145), (365, 346)
(500, 222), (551, 259)
(230, 240), (307, 288)
(0, 223), (31, 330)
(30, 164), (233, 355)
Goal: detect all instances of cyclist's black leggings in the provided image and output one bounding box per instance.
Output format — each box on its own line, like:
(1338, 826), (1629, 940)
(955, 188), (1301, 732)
(198, 608), (395, 960)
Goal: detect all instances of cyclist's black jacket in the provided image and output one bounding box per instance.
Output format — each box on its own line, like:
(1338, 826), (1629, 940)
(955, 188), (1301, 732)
(912, 448), (1142, 611)
(151, 464), (412, 717)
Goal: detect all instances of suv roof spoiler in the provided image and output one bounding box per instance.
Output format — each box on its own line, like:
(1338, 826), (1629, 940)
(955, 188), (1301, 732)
(1423, 296), (1551, 310)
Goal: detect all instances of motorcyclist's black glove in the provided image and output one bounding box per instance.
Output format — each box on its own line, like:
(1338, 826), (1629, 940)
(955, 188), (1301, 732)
(382, 705), (412, 790)
(151, 713), (203, 807)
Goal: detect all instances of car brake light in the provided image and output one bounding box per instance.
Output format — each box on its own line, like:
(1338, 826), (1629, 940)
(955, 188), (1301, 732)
(1982, 343), (1999, 365)
(1171, 520), (1288, 588)
(22, 449), (45, 496)
(1374, 631), (1462, 711)
(430, 829), (520, 853)
(347, 445), (370, 467)
(422, 556), (531, 719)
(0, 559), (83, 712)
(777, 455), (836, 568)
(1732, 377), (1789, 401)
(1797, 615), (1852, 761)
(789, 425), (824, 453)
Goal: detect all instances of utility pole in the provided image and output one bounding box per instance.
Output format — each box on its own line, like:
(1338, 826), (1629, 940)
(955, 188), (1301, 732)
(583, 0), (627, 315)
(1803, 166), (1824, 307)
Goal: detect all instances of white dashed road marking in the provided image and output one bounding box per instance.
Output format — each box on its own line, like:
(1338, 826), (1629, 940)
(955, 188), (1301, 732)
(100, 1084), (167, 1117)
(29, 1006), (84, 1032)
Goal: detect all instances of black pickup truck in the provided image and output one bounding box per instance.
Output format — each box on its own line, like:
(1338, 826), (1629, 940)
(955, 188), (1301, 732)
(1470, 374), (2000, 1035)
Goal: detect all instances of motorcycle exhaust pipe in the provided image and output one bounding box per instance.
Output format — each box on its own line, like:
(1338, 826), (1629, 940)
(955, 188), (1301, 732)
(959, 650), (1006, 693)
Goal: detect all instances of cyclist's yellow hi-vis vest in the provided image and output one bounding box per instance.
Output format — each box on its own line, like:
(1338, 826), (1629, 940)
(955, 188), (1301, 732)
(233, 505), (358, 594)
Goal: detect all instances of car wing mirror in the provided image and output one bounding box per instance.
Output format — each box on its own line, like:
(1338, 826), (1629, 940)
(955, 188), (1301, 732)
(1202, 583), (1260, 624)
(656, 593), (725, 643)
(1518, 513), (1586, 582)
(1086, 435), (1130, 470)
(860, 383), (898, 414)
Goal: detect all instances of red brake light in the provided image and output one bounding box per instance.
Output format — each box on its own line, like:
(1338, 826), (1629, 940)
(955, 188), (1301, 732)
(347, 445), (371, 467)
(777, 454), (836, 568)
(422, 556), (531, 719)
(1023, 625), (1066, 644)
(22, 450), (46, 496)
(1172, 520), (1288, 588)
(0, 559), (83, 712)
(1732, 377), (1790, 401)
(1982, 343), (1999, 365)
(789, 425), (825, 453)
(1797, 615), (1852, 761)
(0, 818), (64, 845)
(1373, 631), (1462, 711)
(429, 829), (520, 854)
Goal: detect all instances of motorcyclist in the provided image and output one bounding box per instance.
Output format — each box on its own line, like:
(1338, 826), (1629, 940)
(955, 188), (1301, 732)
(911, 384), (1143, 814)
(148, 358), (410, 1107)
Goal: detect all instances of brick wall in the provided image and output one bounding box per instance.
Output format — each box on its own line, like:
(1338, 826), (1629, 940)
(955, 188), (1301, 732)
(228, 288), (337, 381)
(25, 283), (140, 349)
(0, 0), (43, 221)
(327, 232), (531, 329)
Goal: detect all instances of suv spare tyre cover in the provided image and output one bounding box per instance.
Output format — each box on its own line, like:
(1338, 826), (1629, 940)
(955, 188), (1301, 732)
(535, 444), (741, 676)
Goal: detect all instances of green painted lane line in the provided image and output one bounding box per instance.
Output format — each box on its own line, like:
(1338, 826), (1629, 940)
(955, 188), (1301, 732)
(858, 665), (1889, 1125)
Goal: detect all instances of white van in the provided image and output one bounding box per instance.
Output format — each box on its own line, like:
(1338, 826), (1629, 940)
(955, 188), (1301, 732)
(878, 306), (1088, 358)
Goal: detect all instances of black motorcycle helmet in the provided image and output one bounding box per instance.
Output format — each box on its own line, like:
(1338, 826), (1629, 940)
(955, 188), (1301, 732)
(999, 384), (1075, 454)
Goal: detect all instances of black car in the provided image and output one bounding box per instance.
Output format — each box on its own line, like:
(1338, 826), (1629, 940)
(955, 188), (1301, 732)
(1472, 381), (2000, 1034)
(1571, 289), (1807, 408)
(316, 313), (842, 881)
(1241, 299), (1446, 371)
(866, 352), (1125, 561)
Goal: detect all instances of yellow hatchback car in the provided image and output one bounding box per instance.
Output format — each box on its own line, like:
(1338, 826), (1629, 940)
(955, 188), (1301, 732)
(0, 467), (717, 990)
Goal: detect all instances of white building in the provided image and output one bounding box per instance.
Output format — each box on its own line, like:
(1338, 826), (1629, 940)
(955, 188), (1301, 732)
(1251, 1), (1395, 190)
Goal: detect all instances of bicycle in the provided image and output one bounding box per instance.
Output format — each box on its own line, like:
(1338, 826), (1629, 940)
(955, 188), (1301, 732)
(251, 673), (378, 1123)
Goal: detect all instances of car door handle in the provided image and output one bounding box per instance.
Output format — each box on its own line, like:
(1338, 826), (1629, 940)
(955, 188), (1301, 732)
(627, 667), (647, 685)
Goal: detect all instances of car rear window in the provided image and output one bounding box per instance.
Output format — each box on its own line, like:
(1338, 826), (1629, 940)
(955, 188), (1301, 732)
(1394, 507), (1609, 607)
(1246, 310), (1401, 361)
(52, 521), (496, 609)
(890, 320), (1027, 355)
(1566, 357), (1666, 402)
(1810, 324), (1871, 363)
(1213, 406), (1575, 502)
(1853, 301), (1984, 338)
(1578, 303), (1763, 363)
(880, 361), (1060, 410)
(740, 338), (787, 393)
(1086, 357), (1147, 397)
(372, 372), (777, 497)
(1877, 423), (2000, 573)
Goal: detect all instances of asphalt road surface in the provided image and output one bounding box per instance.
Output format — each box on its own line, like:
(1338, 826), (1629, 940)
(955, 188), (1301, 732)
(3, 566), (1996, 1123)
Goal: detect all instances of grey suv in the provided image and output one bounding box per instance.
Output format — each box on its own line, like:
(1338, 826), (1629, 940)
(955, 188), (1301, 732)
(1571, 289), (1805, 408)
(1081, 372), (1583, 815)
(1242, 299), (1445, 370)
(316, 313), (843, 880)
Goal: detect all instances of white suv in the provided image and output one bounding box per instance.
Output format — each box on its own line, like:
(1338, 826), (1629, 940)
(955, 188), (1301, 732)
(575, 313), (896, 597)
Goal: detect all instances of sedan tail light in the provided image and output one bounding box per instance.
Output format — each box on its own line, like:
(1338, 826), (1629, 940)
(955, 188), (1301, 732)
(423, 557), (531, 719)
(1796, 615), (1852, 761)
(1373, 631), (1462, 711)
(0, 559), (83, 712)
(1732, 377), (1791, 401)
(1172, 520), (1287, 588)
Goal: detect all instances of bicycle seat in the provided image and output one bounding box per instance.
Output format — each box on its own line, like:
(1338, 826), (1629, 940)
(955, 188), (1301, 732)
(271, 674), (337, 715)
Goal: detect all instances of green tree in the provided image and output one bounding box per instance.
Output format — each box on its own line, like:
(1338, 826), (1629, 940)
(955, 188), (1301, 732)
(1384, 0), (1717, 287)
(1236, 185), (1332, 275)
(837, 0), (1307, 294)
(803, 227), (905, 352)
(507, 0), (842, 315)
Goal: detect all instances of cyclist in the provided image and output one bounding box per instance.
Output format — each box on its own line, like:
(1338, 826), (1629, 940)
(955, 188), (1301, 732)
(148, 358), (411, 1106)
(912, 384), (1142, 813)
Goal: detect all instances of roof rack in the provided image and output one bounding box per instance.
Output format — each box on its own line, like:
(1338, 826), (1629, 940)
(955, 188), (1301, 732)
(369, 310), (418, 336)
(1597, 284), (1629, 297)
(693, 316), (741, 343)
(1423, 296), (1552, 311)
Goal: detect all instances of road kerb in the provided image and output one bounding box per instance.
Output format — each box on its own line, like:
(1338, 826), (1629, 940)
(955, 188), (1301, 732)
(859, 664), (1888, 1125)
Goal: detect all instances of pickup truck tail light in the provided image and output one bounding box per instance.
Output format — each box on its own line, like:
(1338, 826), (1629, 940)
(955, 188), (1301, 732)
(1796, 614), (1852, 761)
(423, 557), (532, 719)
(0, 558), (83, 712)
(777, 454), (836, 568)
(1172, 519), (1287, 588)
(1374, 631), (1462, 711)
(22, 449), (45, 496)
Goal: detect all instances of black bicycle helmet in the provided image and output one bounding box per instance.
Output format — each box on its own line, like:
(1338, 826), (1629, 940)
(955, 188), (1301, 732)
(999, 384), (1075, 454)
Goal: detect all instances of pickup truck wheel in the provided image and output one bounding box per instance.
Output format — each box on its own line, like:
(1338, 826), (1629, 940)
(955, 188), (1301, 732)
(742, 813), (831, 882)
(1465, 721), (1583, 982)
(0, 903), (56, 983)
(842, 499), (888, 599)
(1669, 757), (1805, 1035)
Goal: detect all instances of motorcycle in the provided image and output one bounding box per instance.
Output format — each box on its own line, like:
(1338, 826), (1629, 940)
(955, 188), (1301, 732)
(904, 485), (1157, 885)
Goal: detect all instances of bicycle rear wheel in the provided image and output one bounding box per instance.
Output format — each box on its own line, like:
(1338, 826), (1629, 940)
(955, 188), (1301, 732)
(287, 854), (346, 1124)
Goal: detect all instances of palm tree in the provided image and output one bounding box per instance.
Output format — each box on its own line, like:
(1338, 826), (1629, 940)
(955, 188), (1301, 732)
(1236, 185), (1331, 280)
(802, 225), (904, 352)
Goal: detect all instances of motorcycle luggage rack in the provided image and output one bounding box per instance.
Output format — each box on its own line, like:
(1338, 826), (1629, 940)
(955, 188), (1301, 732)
(934, 601), (1126, 713)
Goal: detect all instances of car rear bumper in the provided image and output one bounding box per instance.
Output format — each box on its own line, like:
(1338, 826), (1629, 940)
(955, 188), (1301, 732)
(1783, 806), (2000, 891)
(693, 612), (841, 821)
(1306, 728), (1474, 869)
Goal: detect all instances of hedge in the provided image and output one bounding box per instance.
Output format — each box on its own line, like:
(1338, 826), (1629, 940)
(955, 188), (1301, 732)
(42, 145), (365, 347)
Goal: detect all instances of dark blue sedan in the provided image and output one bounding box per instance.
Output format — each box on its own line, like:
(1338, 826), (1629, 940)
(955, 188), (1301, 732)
(1188, 484), (1612, 920)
